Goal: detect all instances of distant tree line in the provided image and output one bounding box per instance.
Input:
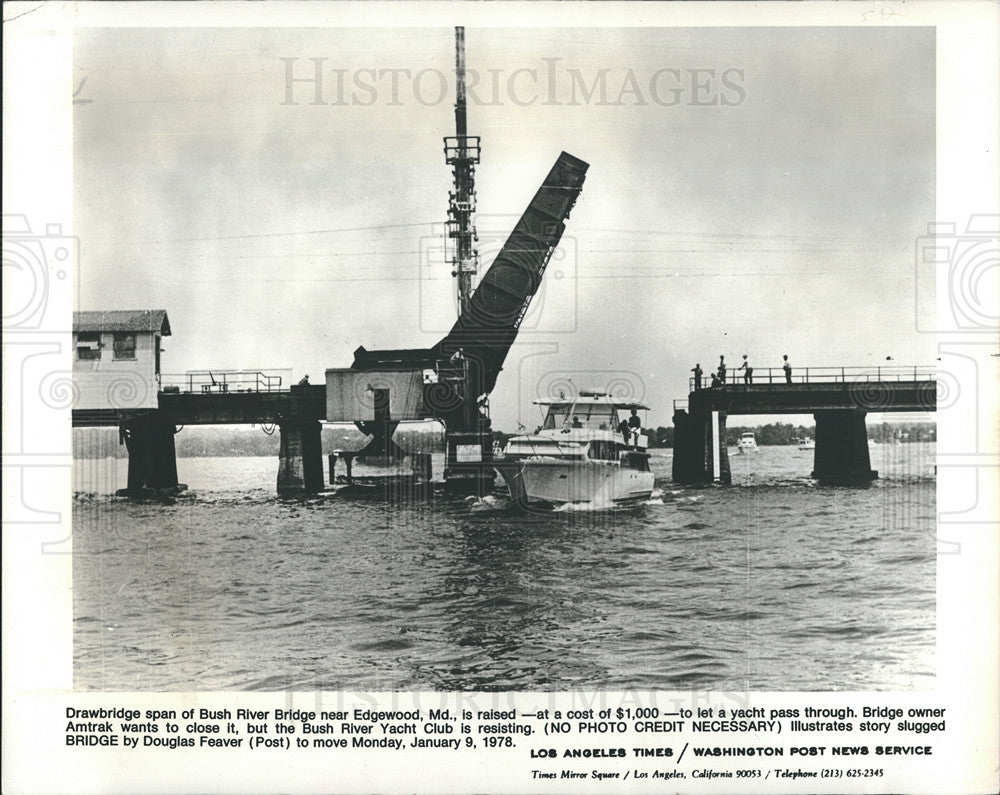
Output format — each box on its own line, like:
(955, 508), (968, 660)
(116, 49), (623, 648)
(72, 420), (934, 458)
(868, 422), (936, 444)
(723, 423), (817, 447)
(73, 425), (445, 459)
(643, 421), (935, 448)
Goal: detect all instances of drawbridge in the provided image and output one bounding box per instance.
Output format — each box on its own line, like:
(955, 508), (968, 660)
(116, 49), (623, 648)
(336, 151), (589, 493)
(71, 27), (589, 498)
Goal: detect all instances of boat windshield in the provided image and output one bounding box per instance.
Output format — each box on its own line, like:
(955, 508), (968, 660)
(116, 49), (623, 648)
(543, 404), (617, 431)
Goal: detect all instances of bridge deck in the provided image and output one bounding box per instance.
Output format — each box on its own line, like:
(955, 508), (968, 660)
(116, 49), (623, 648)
(686, 380), (936, 415)
(71, 385), (327, 427)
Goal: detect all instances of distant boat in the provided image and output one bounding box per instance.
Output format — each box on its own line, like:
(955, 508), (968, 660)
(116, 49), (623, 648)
(797, 437), (815, 450)
(737, 432), (758, 453)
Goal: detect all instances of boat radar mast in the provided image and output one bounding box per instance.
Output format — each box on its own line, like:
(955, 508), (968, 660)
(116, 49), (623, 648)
(444, 26), (481, 319)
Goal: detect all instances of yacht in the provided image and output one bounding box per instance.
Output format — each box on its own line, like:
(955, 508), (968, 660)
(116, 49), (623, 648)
(736, 432), (758, 453)
(797, 437), (816, 450)
(494, 391), (654, 506)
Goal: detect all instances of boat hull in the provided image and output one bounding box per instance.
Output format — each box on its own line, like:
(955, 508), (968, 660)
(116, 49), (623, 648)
(496, 459), (654, 506)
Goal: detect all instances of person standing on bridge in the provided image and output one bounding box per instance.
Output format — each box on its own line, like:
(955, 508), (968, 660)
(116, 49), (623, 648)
(782, 355), (792, 384)
(740, 355), (753, 385)
(717, 356), (727, 386)
(691, 363), (703, 390)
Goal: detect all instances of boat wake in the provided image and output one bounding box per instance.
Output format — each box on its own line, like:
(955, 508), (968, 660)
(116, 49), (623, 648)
(552, 498), (618, 513)
(642, 487), (665, 505)
(466, 494), (510, 512)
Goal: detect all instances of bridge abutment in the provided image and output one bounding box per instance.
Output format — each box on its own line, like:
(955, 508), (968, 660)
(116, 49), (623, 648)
(812, 410), (877, 486)
(121, 418), (181, 496)
(277, 420), (324, 495)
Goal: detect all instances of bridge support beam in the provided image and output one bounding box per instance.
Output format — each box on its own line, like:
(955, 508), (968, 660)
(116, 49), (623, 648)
(121, 418), (181, 497)
(353, 420), (405, 465)
(812, 410), (877, 486)
(277, 420), (324, 495)
(354, 387), (406, 466)
(671, 409), (730, 485)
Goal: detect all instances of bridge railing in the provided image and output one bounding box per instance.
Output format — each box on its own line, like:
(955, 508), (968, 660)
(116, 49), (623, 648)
(690, 365), (935, 392)
(159, 370), (286, 394)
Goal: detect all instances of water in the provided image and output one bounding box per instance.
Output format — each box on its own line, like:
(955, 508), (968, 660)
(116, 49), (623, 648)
(73, 444), (936, 692)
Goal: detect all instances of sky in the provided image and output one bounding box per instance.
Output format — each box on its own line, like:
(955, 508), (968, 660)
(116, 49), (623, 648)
(74, 25), (936, 430)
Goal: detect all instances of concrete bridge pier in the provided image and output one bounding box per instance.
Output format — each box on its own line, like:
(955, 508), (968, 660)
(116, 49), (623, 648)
(121, 418), (180, 496)
(671, 409), (704, 484)
(277, 419), (324, 495)
(707, 409), (731, 485)
(812, 410), (877, 486)
(443, 426), (496, 496)
(671, 409), (730, 485)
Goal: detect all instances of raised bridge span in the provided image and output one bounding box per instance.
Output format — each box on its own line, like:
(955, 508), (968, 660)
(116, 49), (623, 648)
(672, 366), (936, 486)
(70, 152), (590, 497)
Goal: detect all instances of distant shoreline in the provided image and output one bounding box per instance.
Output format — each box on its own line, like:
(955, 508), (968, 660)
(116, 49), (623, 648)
(72, 423), (936, 459)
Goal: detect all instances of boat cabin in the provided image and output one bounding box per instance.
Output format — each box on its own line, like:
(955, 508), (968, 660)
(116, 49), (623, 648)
(501, 391), (652, 472)
(534, 390), (649, 435)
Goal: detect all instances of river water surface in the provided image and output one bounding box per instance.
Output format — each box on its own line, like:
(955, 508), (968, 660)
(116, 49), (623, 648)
(73, 444), (936, 692)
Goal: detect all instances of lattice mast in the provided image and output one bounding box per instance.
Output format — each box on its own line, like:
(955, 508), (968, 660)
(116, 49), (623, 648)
(444, 26), (481, 319)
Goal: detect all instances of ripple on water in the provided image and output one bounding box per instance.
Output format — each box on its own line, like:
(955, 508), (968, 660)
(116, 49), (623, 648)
(72, 449), (937, 691)
(352, 638), (415, 653)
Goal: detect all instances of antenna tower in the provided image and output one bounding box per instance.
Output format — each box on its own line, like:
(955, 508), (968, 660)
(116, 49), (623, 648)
(444, 26), (481, 319)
